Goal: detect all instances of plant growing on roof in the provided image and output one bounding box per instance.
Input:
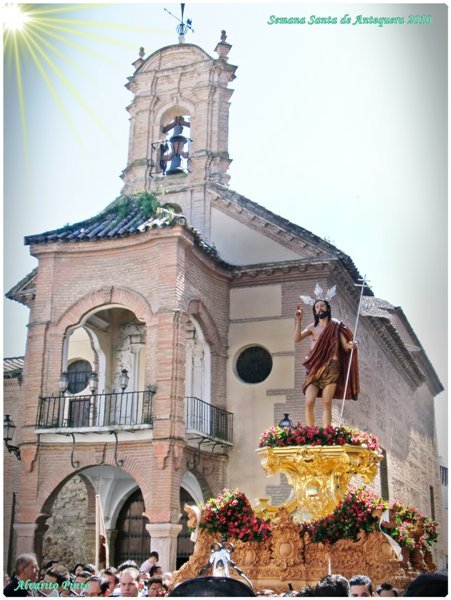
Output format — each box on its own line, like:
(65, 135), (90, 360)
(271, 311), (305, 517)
(109, 190), (163, 222)
(137, 191), (160, 217)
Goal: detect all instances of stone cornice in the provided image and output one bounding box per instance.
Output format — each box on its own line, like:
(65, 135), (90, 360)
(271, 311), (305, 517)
(231, 257), (339, 281)
(363, 315), (425, 390)
(392, 306), (444, 396)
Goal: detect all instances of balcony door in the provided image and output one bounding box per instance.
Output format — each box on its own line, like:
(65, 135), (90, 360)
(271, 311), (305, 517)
(185, 318), (211, 434)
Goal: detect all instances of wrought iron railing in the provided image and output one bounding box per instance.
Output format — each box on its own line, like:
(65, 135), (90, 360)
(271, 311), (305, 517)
(185, 396), (233, 445)
(36, 390), (154, 430)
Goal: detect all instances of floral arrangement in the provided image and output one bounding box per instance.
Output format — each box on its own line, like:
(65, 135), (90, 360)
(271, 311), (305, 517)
(258, 424), (382, 455)
(301, 486), (438, 551)
(389, 501), (438, 551)
(200, 488), (271, 542)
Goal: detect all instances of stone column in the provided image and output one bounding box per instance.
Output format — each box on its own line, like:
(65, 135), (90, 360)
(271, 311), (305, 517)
(145, 523), (182, 572)
(13, 523), (39, 558)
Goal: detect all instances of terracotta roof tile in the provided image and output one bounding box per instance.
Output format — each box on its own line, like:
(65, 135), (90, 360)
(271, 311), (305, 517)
(4, 356), (24, 378)
(24, 203), (177, 245)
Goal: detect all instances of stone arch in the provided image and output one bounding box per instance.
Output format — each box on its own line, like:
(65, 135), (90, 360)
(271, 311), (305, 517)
(34, 454), (153, 564)
(181, 471), (205, 505)
(186, 298), (224, 356)
(56, 286), (155, 338)
(156, 100), (196, 127)
(36, 453), (153, 527)
(109, 484), (140, 530)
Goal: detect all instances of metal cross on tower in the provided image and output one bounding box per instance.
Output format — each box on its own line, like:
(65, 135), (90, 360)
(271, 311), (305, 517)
(164, 3), (194, 43)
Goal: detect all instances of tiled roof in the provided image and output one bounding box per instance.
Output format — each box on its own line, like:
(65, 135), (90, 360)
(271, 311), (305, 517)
(5, 268), (37, 307)
(4, 357), (24, 378)
(24, 201), (180, 245)
(23, 199), (228, 269)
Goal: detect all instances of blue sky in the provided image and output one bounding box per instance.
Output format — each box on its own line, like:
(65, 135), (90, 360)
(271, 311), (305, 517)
(3, 2), (447, 453)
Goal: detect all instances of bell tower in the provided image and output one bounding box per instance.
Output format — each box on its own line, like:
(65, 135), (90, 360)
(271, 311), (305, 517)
(121, 31), (237, 205)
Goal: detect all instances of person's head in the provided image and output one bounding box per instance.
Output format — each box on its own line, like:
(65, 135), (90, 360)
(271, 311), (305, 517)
(71, 563), (85, 576)
(376, 583), (398, 597)
(349, 575), (373, 597)
(313, 299), (332, 325)
(149, 551), (159, 565)
(83, 563), (97, 575)
(120, 567), (140, 597)
(84, 575), (109, 597)
(74, 570), (91, 585)
(43, 565), (71, 595)
(147, 576), (167, 597)
(149, 565), (163, 577)
(118, 560), (138, 572)
(15, 553), (39, 582)
(403, 572), (448, 597)
(102, 567), (119, 594)
(315, 574), (350, 597)
(295, 584), (316, 596)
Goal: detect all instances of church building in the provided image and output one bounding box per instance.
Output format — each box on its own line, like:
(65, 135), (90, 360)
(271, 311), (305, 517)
(4, 30), (446, 573)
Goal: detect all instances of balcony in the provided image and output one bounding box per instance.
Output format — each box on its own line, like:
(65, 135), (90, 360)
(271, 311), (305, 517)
(36, 390), (154, 432)
(185, 396), (233, 446)
(35, 392), (233, 448)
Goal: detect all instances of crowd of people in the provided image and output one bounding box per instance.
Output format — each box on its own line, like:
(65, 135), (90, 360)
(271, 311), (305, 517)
(268, 573), (448, 597)
(3, 553), (448, 597)
(3, 552), (171, 597)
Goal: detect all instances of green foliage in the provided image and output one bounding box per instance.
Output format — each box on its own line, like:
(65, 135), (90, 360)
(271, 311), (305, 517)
(114, 196), (132, 221)
(109, 191), (162, 222)
(137, 191), (160, 217)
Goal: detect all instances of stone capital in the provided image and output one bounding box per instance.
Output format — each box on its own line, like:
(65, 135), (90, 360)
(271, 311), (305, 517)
(145, 523), (182, 539)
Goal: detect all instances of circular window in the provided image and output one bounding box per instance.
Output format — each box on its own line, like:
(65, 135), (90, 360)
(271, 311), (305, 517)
(67, 360), (93, 394)
(236, 346), (273, 384)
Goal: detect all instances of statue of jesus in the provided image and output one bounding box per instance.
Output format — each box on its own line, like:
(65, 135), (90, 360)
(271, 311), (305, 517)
(294, 290), (359, 427)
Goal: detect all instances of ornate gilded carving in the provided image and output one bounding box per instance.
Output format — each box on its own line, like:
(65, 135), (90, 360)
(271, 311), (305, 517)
(256, 445), (382, 521)
(171, 505), (434, 594)
(172, 448), (432, 594)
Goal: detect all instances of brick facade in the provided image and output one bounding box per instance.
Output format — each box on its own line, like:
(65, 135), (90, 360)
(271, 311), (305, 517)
(4, 33), (446, 574)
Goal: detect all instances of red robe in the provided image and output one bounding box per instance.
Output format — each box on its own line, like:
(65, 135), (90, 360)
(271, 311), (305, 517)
(302, 319), (359, 400)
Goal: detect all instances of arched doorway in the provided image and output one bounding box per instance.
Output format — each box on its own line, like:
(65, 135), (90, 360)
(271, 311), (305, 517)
(115, 489), (150, 566)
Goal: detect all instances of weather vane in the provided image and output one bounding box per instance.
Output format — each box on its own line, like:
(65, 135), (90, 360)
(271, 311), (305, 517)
(164, 3), (194, 43)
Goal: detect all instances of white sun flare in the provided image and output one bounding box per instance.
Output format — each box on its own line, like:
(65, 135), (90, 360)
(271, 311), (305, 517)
(2, 2), (30, 32)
